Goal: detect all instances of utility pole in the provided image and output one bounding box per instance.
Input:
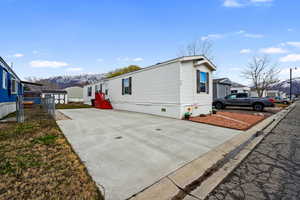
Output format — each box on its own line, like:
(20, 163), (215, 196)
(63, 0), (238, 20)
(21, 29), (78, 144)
(290, 67), (298, 101)
(290, 68), (292, 101)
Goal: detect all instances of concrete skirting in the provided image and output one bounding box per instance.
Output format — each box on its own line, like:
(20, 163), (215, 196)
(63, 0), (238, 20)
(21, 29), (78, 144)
(0, 102), (16, 119)
(129, 104), (296, 200)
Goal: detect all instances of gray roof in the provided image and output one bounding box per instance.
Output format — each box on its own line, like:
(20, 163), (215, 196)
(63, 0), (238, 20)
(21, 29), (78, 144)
(231, 81), (247, 88)
(213, 78), (232, 85)
(0, 56), (21, 81)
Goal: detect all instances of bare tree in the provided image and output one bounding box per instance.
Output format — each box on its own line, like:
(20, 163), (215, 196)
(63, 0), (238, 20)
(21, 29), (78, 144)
(242, 56), (280, 97)
(178, 39), (214, 60)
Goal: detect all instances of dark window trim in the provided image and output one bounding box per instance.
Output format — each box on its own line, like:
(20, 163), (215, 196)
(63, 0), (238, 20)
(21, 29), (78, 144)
(122, 77), (132, 95)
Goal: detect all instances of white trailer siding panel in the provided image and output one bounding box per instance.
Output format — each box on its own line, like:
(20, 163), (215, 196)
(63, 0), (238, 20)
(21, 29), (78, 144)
(179, 61), (213, 117)
(108, 62), (181, 118)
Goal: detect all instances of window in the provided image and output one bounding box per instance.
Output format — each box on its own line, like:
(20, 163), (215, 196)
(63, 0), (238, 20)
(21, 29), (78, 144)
(237, 93), (248, 98)
(228, 94), (237, 99)
(2, 70), (7, 89)
(196, 70), (209, 93)
(95, 85), (98, 92)
(11, 79), (17, 94)
(87, 87), (92, 97)
(231, 90), (238, 94)
(122, 77), (132, 95)
(100, 84), (103, 93)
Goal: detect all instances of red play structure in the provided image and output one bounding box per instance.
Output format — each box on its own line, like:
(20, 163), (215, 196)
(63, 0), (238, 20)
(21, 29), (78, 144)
(94, 92), (113, 109)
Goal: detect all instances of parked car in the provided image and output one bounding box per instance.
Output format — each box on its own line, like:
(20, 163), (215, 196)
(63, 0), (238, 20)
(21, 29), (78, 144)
(266, 96), (290, 105)
(213, 93), (275, 111)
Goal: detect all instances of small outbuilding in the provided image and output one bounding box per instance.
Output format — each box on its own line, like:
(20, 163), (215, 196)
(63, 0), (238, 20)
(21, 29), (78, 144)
(41, 89), (68, 104)
(213, 78), (232, 99)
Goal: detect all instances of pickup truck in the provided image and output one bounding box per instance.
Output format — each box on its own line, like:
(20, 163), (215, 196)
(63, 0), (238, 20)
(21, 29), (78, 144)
(213, 93), (275, 111)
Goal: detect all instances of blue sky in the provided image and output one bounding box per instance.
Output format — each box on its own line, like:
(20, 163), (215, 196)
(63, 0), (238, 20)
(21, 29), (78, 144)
(1, 0), (300, 84)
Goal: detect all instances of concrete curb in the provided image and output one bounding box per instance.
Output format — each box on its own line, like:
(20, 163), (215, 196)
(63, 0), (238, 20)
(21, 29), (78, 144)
(129, 104), (296, 200)
(183, 103), (296, 200)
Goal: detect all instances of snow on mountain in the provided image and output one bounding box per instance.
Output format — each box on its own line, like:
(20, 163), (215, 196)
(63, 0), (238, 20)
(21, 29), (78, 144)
(28, 73), (106, 89)
(269, 77), (300, 94)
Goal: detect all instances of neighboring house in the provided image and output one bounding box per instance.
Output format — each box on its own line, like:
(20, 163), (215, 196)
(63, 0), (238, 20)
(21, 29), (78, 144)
(251, 89), (286, 98)
(0, 57), (24, 119)
(231, 82), (250, 94)
(41, 89), (68, 104)
(65, 86), (83, 102)
(213, 78), (231, 99)
(84, 56), (216, 119)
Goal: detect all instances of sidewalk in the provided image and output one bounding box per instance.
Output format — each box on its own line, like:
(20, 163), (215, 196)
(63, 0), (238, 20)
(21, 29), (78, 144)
(202, 102), (300, 200)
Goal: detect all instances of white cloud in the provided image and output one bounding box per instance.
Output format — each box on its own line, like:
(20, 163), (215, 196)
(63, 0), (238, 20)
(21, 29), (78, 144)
(286, 42), (300, 48)
(223, 0), (243, 7)
(279, 54), (300, 62)
(243, 33), (264, 38)
(260, 47), (288, 54)
(240, 49), (252, 54)
(117, 57), (144, 62)
(32, 50), (39, 54)
(13, 53), (24, 58)
(288, 28), (294, 32)
(132, 57), (143, 62)
(30, 60), (69, 68)
(66, 67), (83, 72)
(223, 0), (273, 8)
(201, 34), (224, 41)
(250, 0), (273, 2)
(97, 58), (104, 62)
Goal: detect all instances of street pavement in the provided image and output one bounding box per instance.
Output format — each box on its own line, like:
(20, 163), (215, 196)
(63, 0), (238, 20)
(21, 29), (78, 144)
(207, 102), (300, 200)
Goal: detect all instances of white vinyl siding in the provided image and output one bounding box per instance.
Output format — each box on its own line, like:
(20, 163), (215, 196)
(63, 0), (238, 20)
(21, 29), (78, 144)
(107, 62), (181, 118)
(180, 61), (213, 116)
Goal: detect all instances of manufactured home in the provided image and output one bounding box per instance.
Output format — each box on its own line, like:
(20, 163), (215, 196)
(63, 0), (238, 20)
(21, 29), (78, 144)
(0, 57), (23, 119)
(65, 86), (83, 102)
(83, 56), (216, 119)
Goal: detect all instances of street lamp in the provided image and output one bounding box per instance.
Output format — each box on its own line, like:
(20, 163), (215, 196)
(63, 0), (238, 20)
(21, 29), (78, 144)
(290, 67), (298, 101)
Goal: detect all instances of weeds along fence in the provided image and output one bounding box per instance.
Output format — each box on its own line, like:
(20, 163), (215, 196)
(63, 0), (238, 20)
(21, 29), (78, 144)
(16, 95), (56, 123)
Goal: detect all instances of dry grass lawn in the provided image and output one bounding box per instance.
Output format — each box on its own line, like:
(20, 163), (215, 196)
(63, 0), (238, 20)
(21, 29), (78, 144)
(0, 107), (103, 200)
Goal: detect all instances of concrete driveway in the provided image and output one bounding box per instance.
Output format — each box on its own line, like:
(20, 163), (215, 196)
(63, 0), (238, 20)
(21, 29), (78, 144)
(57, 108), (242, 200)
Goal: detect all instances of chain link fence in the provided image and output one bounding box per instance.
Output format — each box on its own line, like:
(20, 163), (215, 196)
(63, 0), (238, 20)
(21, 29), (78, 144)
(15, 95), (56, 123)
(41, 95), (56, 117)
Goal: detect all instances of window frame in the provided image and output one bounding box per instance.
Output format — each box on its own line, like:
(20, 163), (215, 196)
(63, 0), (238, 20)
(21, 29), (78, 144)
(11, 78), (17, 94)
(196, 70), (209, 94)
(100, 84), (103, 93)
(2, 69), (7, 89)
(122, 77), (132, 95)
(87, 86), (92, 97)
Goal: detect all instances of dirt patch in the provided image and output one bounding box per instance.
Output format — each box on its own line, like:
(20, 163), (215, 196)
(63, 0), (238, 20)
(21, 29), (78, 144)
(0, 107), (103, 200)
(55, 111), (71, 121)
(190, 111), (266, 131)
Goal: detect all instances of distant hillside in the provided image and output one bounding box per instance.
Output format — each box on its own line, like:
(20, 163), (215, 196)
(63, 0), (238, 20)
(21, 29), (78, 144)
(269, 77), (300, 94)
(25, 74), (105, 90)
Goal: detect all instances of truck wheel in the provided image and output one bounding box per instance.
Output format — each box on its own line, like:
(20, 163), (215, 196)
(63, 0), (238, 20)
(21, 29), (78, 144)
(215, 102), (224, 110)
(253, 103), (264, 112)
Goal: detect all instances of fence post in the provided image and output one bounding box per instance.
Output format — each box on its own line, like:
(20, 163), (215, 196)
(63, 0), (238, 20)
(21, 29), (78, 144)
(16, 96), (24, 123)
